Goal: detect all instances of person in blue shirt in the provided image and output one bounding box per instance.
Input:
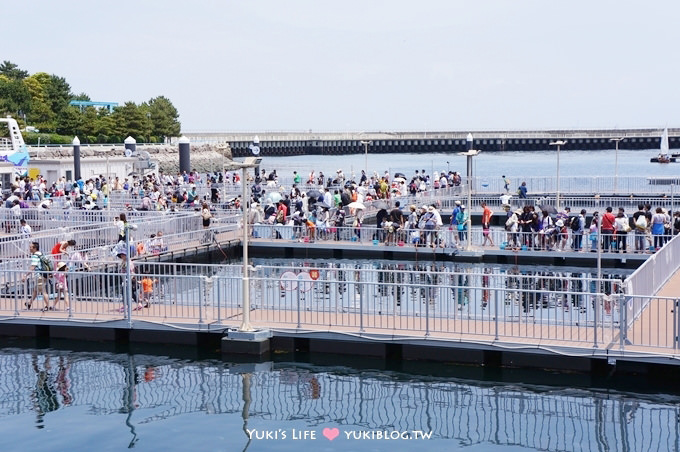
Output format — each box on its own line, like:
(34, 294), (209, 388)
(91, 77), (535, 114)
(449, 200), (462, 247)
(518, 181), (528, 199)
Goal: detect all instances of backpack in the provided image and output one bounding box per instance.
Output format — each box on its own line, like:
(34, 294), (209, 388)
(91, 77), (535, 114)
(37, 252), (53, 276)
(570, 216), (580, 232)
(635, 214), (648, 230)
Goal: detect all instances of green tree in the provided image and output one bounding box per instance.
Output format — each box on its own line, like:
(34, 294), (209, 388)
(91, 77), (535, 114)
(112, 101), (147, 139)
(80, 106), (99, 138)
(0, 61), (29, 80)
(24, 73), (56, 131)
(95, 108), (116, 139)
(56, 105), (83, 136)
(45, 74), (72, 116)
(0, 75), (31, 117)
(148, 96), (181, 141)
(72, 92), (91, 101)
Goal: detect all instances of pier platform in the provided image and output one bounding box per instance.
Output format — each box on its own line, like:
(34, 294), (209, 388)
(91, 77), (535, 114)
(1, 218), (677, 378)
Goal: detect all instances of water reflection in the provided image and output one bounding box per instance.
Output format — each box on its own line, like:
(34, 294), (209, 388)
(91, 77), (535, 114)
(0, 348), (678, 451)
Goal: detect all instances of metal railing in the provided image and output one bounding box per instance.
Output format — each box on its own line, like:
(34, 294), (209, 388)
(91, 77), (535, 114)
(0, 211), (211, 261)
(249, 222), (674, 254)
(5, 261), (679, 352)
(231, 174), (680, 197)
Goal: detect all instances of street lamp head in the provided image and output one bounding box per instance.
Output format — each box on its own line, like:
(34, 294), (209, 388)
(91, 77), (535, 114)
(243, 157), (263, 166)
(609, 137), (625, 142)
(549, 140), (567, 146)
(360, 140), (372, 145)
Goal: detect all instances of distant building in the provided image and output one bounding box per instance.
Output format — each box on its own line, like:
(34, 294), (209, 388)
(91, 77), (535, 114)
(69, 101), (119, 113)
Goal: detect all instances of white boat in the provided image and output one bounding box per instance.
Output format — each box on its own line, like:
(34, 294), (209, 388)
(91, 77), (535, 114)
(650, 128), (675, 163)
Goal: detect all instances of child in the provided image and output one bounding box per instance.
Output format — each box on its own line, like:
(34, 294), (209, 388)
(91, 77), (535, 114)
(53, 261), (70, 311)
(136, 273), (155, 310)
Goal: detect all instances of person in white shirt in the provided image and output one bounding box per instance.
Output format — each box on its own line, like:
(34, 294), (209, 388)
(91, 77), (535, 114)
(323, 189), (333, 208)
(19, 219), (32, 237)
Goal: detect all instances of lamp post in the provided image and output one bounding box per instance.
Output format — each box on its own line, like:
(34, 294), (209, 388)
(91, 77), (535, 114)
(224, 157), (262, 332)
(610, 137), (625, 193)
(361, 140), (372, 176)
(457, 147), (481, 251)
(549, 140), (566, 210)
(594, 210), (602, 348)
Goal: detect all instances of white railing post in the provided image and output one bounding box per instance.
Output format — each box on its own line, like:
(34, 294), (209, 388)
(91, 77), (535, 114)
(296, 279), (302, 329)
(424, 280), (430, 337)
(359, 274), (365, 333)
(675, 299), (680, 350)
(494, 279), (499, 341)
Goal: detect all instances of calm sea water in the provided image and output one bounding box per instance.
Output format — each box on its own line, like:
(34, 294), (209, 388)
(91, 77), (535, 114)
(0, 345), (678, 452)
(257, 149), (677, 180)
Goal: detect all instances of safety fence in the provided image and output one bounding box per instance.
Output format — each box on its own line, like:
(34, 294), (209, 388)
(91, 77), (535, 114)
(2, 262), (678, 352)
(262, 174), (679, 196)
(250, 222), (674, 254)
(0, 211), (218, 261)
(623, 233), (680, 331)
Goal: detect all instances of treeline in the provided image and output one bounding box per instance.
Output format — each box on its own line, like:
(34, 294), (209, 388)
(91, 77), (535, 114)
(0, 60), (181, 144)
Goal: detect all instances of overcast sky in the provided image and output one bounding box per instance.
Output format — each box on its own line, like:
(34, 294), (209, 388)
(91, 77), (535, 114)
(5, 0), (679, 133)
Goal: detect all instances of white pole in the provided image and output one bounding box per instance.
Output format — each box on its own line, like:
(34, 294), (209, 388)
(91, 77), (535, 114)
(595, 211), (601, 348)
(361, 140), (371, 177)
(467, 154), (473, 251)
(550, 141), (566, 210)
(610, 137), (624, 194)
(614, 141), (619, 193)
(125, 226), (133, 327)
(240, 165), (253, 332)
(556, 143), (561, 211)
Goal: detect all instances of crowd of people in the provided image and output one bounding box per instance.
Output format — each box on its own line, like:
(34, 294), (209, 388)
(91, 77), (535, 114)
(5, 162), (680, 316)
(501, 203), (679, 253)
(6, 165), (680, 268)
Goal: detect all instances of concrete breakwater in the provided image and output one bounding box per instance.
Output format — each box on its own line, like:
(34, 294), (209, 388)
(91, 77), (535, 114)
(184, 129), (680, 157)
(29, 143), (233, 174)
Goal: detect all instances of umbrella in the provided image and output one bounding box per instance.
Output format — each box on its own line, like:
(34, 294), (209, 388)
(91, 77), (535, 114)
(314, 201), (331, 209)
(394, 172), (406, 179)
(372, 200), (389, 209)
(347, 201), (365, 210)
(307, 189), (322, 199)
(538, 204), (557, 214)
(266, 192), (282, 204)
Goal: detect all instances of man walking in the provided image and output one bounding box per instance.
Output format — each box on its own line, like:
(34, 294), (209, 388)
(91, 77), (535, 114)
(23, 242), (50, 311)
(502, 175), (510, 193)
